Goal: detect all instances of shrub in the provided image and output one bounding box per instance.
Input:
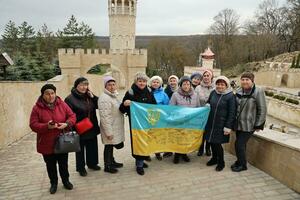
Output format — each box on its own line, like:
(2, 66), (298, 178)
(273, 94), (286, 101)
(265, 91), (274, 97)
(286, 98), (299, 105)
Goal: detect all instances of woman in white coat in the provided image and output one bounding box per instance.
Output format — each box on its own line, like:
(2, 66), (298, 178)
(98, 76), (125, 174)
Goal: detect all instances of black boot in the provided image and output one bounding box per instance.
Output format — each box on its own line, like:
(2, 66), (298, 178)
(49, 184), (57, 194)
(112, 159), (123, 168)
(104, 165), (118, 174)
(173, 154), (180, 164)
(231, 161), (239, 169)
(136, 167), (144, 175)
(88, 165), (101, 171)
(63, 181), (73, 190)
(205, 142), (211, 156)
(206, 158), (218, 166)
(155, 153), (162, 161)
(143, 162), (148, 168)
(206, 148), (211, 156)
(197, 149), (204, 156)
(182, 154), (190, 162)
(216, 162), (225, 171)
(78, 168), (87, 177)
(231, 165), (247, 172)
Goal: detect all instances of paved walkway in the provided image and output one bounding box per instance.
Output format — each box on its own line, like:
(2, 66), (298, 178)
(0, 120), (299, 200)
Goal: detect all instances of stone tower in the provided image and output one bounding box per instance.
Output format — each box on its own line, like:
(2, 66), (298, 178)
(58, 0), (147, 90)
(199, 47), (215, 69)
(108, 0), (137, 50)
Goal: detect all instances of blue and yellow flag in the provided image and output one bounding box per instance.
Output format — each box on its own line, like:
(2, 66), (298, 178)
(130, 102), (210, 156)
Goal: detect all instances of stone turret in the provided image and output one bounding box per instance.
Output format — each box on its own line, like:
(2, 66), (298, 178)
(108, 0), (137, 50)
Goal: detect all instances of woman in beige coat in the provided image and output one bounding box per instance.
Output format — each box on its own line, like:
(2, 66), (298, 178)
(98, 76), (125, 174)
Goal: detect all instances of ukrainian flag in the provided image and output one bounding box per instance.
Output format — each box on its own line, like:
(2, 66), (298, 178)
(130, 102), (210, 156)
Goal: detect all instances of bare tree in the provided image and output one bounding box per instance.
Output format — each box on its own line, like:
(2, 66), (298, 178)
(209, 8), (240, 41)
(255, 0), (283, 35)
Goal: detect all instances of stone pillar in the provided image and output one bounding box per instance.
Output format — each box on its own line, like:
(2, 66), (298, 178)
(114, 0), (117, 14)
(129, 0), (132, 15)
(133, 0), (136, 16)
(122, 0), (125, 14)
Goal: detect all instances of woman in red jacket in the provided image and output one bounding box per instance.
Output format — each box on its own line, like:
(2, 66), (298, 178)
(30, 84), (76, 194)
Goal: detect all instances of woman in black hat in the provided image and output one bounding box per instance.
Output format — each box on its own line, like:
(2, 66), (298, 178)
(30, 84), (76, 194)
(65, 77), (101, 176)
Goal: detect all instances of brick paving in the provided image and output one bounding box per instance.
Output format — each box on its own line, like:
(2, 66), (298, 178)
(0, 119), (299, 200)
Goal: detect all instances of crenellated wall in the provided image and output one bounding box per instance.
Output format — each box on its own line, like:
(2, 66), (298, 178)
(58, 48), (147, 89)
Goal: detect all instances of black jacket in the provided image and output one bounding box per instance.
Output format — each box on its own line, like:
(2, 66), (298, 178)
(205, 90), (236, 144)
(65, 88), (100, 140)
(164, 85), (174, 99)
(119, 84), (156, 159)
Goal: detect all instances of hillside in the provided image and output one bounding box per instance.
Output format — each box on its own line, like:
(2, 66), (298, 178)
(223, 51), (300, 78)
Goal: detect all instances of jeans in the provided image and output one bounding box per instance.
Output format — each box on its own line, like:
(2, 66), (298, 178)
(135, 159), (144, 168)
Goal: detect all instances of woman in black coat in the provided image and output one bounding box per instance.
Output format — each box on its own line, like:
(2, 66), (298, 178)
(119, 72), (156, 176)
(205, 76), (236, 171)
(65, 77), (101, 176)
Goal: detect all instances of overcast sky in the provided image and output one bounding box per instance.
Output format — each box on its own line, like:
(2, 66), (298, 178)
(0, 0), (287, 36)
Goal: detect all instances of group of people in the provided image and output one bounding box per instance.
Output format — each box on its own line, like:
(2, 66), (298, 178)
(29, 70), (267, 194)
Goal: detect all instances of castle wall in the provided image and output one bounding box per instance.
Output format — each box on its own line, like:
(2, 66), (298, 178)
(0, 75), (69, 149)
(58, 48), (147, 89)
(255, 69), (300, 88)
(0, 73), (106, 150)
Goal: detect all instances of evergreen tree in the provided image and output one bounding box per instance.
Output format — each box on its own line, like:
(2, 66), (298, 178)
(57, 15), (97, 49)
(1, 21), (19, 56)
(36, 24), (56, 62)
(18, 21), (36, 55)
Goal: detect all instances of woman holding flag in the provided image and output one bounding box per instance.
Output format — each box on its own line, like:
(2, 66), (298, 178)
(149, 75), (170, 161)
(119, 72), (157, 175)
(169, 76), (204, 164)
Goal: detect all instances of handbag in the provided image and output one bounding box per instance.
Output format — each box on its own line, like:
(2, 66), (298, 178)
(54, 129), (81, 154)
(75, 98), (94, 135)
(75, 117), (93, 135)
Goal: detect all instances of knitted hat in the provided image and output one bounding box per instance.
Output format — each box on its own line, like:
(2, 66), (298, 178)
(203, 69), (214, 79)
(103, 76), (115, 87)
(178, 76), (192, 87)
(241, 72), (255, 82)
(215, 76), (230, 88)
(168, 75), (179, 83)
(190, 72), (202, 80)
(41, 84), (56, 95)
(74, 77), (88, 88)
(134, 72), (149, 83)
(149, 75), (163, 86)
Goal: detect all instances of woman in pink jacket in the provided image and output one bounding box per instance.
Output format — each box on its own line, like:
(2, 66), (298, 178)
(30, 84), (76, 194)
